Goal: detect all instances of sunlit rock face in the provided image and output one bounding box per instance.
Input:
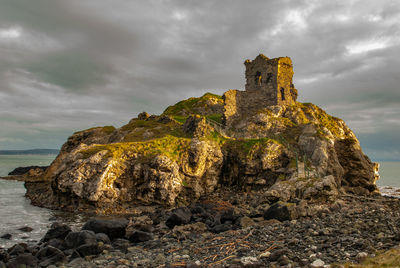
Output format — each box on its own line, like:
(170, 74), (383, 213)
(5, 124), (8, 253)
(23, 55), (379, 213)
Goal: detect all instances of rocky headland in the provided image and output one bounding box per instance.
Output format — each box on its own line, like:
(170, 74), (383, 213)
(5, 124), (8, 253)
(1, 54), (397, 267)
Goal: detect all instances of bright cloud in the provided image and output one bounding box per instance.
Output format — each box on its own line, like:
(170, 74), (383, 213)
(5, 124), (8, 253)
(346, 39), (390, 55)
(0, 27), (22, 39)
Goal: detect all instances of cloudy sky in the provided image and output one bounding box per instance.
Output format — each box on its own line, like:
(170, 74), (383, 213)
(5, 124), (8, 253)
(0, 0), (399, 161)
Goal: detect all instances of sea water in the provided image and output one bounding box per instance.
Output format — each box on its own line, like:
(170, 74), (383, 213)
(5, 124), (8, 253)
(376, 161), (400, 198)
(0, 155), (399, 248)
(0, 155), (89, 248)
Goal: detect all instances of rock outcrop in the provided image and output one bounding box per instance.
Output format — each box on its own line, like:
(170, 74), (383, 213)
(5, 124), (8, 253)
(20, 55), (380, 214)
(22, 92), (379, 214)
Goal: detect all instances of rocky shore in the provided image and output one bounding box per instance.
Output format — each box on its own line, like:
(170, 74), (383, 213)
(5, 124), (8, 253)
(1, 191), (400, 268)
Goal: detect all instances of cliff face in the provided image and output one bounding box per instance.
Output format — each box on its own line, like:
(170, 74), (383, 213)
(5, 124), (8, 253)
(24, 93), (379, 213)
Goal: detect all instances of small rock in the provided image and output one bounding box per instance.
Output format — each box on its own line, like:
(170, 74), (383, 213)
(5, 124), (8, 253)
(278, 255), (290, 265)
(155, 253), (166, 263)
(8, 244), (27, 256)
(129, 231), (154, 243)
(240, 256), (259, 265)
(137, 111), (150, 120)
(18, 226), (33, 233)
(269, 248), (289, 262)
(111, 239), (130, 253)
(76, 243), (102, 257)
(35, 246), (66, 267)
(0, 234), (11, 240)
(211, 223), (232, 233)
(356, 252), (368, 262)
(6, 253), (38, 268)
(166, 207), (192, 229)
(311, 259), (325, 268)
(377, 232), (385, 239)
(95, 233), (111, 244)
(259, 251), (271, 259)
(239, 216), (255, 228)
(299, 259), (309, 266)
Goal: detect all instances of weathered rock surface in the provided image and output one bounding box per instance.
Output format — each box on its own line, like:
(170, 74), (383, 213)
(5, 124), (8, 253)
(20, 91), (380, 214)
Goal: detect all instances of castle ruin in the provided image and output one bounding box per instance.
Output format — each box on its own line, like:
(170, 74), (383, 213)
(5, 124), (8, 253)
(223, 54), (298, 127)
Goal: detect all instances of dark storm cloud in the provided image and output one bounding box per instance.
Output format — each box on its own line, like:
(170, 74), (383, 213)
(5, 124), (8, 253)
(0, 0), (399, 161)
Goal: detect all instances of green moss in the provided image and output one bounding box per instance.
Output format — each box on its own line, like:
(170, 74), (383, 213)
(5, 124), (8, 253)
(79, 135), (191, 162)
(102, 126), (116, 134)
(75, 125), (116, 135)
(278, 174), (286, 181)
(162, 92), (223, 116)
(206, 131), (229, 145)
(120, 119), (187, 142)
(242, 138), (270, 153)
(121, 119), (160, 132)
(206, 114), (223, 124)
(224, 138), (281, 160)
(172, 115), (189, 124)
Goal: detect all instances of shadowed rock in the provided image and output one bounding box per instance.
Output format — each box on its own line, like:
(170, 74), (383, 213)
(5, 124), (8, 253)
(82, 219), (128, 241)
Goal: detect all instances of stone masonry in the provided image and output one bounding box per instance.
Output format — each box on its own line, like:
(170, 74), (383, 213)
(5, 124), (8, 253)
(223, 54), (298, 127)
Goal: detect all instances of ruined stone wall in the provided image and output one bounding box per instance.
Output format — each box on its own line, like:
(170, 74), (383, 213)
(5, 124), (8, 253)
(223, 54), (298, 128)
(222, 90), (239, 126)
(245, 55), (278, 98)
(276, 57), (297, 106)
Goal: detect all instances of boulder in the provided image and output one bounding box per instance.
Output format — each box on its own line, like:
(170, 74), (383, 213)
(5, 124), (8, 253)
(6, 253), (38, 268)
(95, 233), (111, 244)
(263, 202), (298, 221)
(42, 222), (71, 242)
(76, 243), (102, 257)
(18, 226), (33, 233)
(165, 207), (192, 229)
(0, 250), (9, 263)
(35, 246), (66, 266)
(82, 219), (128, 240)
(0, 234), (11, 240)
(137, 112), (150, 120)
(64, 230), (97, 249)
(47, 238), (64, 250)
(7, 244), (27, 256)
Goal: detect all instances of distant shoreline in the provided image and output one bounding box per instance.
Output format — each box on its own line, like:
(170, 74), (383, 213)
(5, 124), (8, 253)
(0, 149), (59, 155)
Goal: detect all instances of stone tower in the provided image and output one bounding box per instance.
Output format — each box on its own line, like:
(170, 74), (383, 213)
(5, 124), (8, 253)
(223, 54), (298, 127)
(244, 54), (297, 106)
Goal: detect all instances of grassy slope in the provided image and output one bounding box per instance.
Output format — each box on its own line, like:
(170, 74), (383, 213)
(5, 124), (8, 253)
(162, 92), (224, 124)
(77, 92), (348, 163)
